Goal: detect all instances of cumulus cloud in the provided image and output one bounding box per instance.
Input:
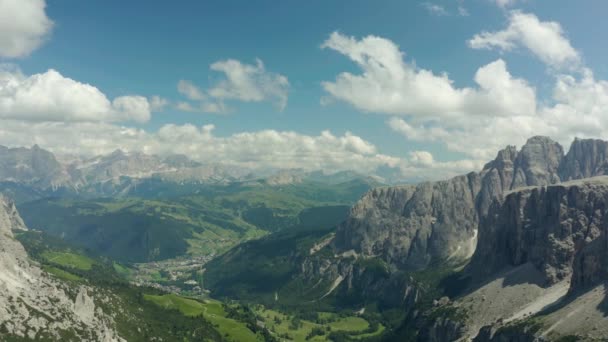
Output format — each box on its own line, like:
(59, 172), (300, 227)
(404, 150), (482, 180)
(0, 117), (482, 181)
(323, 30), (608, 165)
(0, 0), (53, 58)
(409, 150), (434, 166)
(0, 120), (406, 174)
(0, 66), (152, 122)
(321, 32), (535, 119)
(493, 0), (518, 8)
(178, 80), (206, 101)
(149, 96), (168, 111)
(177, 59), (289, 113)
(421, 1), (468, 17)
(468, 11), (580, 69)
(388, 117), (450, 142)
(422, 2), (448, 16)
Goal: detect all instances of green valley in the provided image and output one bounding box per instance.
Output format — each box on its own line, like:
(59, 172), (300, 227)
(18, 179), (375, 264)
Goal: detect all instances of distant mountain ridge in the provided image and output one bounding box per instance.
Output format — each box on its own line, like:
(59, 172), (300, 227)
(0, 144), (384, 201)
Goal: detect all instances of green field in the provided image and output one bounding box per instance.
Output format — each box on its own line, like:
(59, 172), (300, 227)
(144, 294), (206, 316)
(17, 177), (378, 264)
(143, 293), (384, 342)
(112, 262), (132, 277)
(199, 300), (262, 342)
(144, 294), (259, 341)
(203, 205), (351, 304)
(256, 308), (384, 341)
(41, 251), (96, 270)
(42, 265), (82, 281)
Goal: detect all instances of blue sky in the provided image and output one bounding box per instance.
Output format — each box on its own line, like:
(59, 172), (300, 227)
(2, 0), (608, 180)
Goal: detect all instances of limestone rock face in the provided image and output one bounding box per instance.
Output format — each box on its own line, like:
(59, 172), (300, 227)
(476, 145), (518, 216)
(334, 173), (481, 269)
(419, 317), (467, 342)
(312, 136), (608, 310)
(0, 194), (123, 341)
(471, 177), (608, 290)
(333, 136), (568, 271)
(559, 138), (608, 180)
(510, 136), (563, 189)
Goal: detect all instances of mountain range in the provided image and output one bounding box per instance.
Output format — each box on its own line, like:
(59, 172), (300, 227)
(0, 144), (388, 202)
(4, 136), (608, 341)
(206, 136), (608, 341)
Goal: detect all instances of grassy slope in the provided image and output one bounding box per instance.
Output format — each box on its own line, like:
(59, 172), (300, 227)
(256, 308), (384, 341)
(18, 180), (372, 263)
(41, 251), (95, 270)
(144, 294), (260, 342)
(203, 205), (350, 304)
(12, 230), (223, 342)
(143, 293), (385, 342)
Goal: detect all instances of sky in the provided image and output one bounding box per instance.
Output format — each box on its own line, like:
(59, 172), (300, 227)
(1, 0), (608, 181)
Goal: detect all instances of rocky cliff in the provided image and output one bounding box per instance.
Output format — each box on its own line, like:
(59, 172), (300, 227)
(559, 138), (608, 180)
(428, 177), (608, 341)
(0, 195), (123, 341)
(298, 136), (608, 314)
(471, 177), (608, 288)
(333, 136), (567, 273)
(333, 173), (481, 270)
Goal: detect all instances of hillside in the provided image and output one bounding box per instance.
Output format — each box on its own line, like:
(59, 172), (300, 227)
(204, 137), (608, 341)
(204, 205), (350, 305)
(18, 179), (374, 263)
(0, 195), (223, 341)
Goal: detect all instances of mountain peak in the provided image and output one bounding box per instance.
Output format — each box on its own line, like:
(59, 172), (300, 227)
(109, 149), (126, 157)
(524, 135), (558, 145)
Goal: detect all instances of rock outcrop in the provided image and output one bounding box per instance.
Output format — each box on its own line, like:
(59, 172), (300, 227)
(559, 138), (608, 180)
(333, 173), (481, 270)
(0, 194), (123, 341)
(333, 136), (568, 273)
(439, 177), (608, 341)
(510, 136), (563, 189)
(471, 177), (608, 289)
(302, 136), (608, 313)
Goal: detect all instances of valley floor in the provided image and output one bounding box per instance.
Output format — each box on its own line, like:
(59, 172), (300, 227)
(143, 293), (385, 342)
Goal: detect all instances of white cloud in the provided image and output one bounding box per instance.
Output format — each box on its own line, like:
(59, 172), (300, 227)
(0, 120), (404, 174)
(149, 96), (168, 111)
(178, 80), (206, 101)
(323, 31), (608, 165)
(0, 117), (485, 181)
(387, 69), (608, 162)
(176, 100), (223, 114)
(422, 2), (448, 16)
(539, 69), (608, 138)
(493, 0), (517, 8)
(321, 32), (535, 119)
(468, 11), (580, 69)
(0, 0), (53, 58)
(388, 117), (450, 142)
(409, 150), (434, 166)
(458, 5), (469, 17)
(0, 66), (152, 122)
(177, 59), (289, 113)
(421, 2), (469, 17)
(209, 59), (289, 109)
